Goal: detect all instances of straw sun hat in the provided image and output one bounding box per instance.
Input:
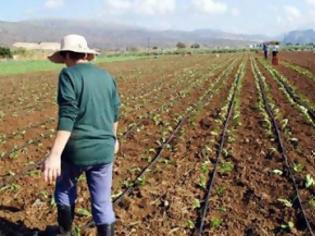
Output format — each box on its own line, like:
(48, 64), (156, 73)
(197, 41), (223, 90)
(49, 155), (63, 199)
(48, 34), (99, 63)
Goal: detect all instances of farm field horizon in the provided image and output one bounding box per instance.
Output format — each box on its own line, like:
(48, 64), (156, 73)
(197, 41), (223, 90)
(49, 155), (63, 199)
(0, 52), (315, 235)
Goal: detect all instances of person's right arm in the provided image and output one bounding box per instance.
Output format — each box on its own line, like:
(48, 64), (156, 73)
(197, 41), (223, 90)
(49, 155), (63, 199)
(113, 122), (119, 154)
(112, 78), (121, 154)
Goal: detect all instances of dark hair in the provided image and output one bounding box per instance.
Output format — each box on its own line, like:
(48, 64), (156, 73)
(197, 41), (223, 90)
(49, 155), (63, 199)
(60, 51), (87, 61)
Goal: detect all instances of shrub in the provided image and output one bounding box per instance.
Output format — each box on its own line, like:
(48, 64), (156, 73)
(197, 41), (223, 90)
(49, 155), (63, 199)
(191, 43), (200, 49)
(0, 47), (12, 59)
(176, 42), (186, 49)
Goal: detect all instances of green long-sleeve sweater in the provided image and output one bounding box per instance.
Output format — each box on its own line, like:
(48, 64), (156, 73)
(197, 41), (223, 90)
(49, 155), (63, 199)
(57, 63), (120, 166)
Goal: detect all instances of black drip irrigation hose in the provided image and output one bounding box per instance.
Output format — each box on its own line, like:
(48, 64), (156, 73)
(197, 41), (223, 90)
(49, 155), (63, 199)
(0, 131), (54, 160)
(0, 117), (55, 141)
(81, 60), (241, 233)
(0, 67), (206, 162)
(122, 59), (234, 138)
(0, 59), (237, 189)
(276, 75), (315, 124)
(0, 58), (240, 235)
(260, 61), (315, 125)
(194, 65), (243, 236)
(81, 117), (187, 230)
(254, 59), (314, 236)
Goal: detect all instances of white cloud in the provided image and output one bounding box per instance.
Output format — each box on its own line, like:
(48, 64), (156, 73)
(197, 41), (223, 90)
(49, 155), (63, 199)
(193, 0), (227, 14)
(276, 5), (315, 33)
(105, 0), (132, 12)
(104, 0), (176, 15)
(231, 8), (240, 16)
(45, 0), (64, 8)
(284, 5), (301, 22)
(305, 0), (315, 7)
(137, 0), (176, 15)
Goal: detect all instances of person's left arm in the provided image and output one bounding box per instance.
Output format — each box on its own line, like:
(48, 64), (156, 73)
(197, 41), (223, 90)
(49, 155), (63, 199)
(43, 70), (79, 183)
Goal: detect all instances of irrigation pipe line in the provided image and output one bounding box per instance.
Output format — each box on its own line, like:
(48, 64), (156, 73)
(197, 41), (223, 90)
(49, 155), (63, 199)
(194, 62), (245, 236)
(0, 59), (238, 191)
(253, 58), (314, 236)
(81, 60), (242, 233)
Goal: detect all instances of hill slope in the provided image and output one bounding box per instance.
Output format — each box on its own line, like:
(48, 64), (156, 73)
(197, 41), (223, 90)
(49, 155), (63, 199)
(0, 19), (270, 49)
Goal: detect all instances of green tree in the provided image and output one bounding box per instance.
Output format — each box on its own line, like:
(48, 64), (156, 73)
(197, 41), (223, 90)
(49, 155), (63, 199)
(176, 42), (186, 49)
(191, 43), (200, 49)
(0, 47), (12, 59)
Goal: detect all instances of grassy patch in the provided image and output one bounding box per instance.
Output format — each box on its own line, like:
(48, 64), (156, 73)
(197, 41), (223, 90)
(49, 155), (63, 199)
(0, 54), (152, 76)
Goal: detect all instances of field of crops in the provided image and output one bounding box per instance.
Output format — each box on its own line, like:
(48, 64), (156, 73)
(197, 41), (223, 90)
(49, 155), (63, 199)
(0, 52), (314, 235)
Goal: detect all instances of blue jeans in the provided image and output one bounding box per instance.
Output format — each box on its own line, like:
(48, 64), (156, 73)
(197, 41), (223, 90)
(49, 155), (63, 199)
(54, 161), (115, 225)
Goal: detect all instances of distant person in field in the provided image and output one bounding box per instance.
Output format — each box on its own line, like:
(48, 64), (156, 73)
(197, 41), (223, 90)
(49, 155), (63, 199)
(42, 34), (120, 236)
(272, 42), (280, 65)
(263, 43), (268, 59)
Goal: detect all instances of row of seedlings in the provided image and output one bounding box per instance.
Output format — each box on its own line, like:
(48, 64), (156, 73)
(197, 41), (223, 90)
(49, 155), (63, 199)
(78, 58), (243, 234)
(258, 59), (315, 125)
(252, 58), (314, 235)
(0, 57), (237, 234)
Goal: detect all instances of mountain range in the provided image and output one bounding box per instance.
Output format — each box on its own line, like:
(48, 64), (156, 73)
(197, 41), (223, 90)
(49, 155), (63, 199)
(0, 19), (270, 49)
(0, 19), (313, 49)
(283, 29), (315, 44)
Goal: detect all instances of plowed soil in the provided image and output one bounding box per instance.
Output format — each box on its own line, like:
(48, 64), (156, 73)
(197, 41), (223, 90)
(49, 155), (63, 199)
(0, 53), (314, 236)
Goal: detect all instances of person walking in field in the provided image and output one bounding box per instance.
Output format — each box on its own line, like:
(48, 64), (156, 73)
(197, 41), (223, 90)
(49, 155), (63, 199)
(263, 43), (268, 59)
(272, 42), (280, 65)
(42, 34), (120, 236)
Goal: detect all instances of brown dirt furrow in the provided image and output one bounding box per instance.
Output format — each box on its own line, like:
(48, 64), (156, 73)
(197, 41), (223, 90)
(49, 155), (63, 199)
(275, 64), (315, 104)
(106, 62), (240, 235)
(280, 51), (315, 75)
(209, 60), (307, 235)
(257, 59), (315, 233)
(0, 57), (232, 233)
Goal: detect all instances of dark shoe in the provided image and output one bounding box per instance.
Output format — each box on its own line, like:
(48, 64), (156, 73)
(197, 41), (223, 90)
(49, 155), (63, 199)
(97, 223), (115, 236)
(57, 204), (73, 235)
(44, 225), (71, 236)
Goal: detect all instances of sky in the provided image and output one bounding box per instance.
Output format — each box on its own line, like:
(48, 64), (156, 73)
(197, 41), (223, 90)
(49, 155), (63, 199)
(1, 0), (315, 36)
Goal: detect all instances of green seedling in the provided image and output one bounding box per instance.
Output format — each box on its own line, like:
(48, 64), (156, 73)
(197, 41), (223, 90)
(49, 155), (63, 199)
(216, 186), (225, 197)
(73, 225), (81, 236)
(210, 217), (222, 229)
(289, 138), (299, 146)
(222, 149), (229, 158)
(135, 177), (145, 186)
(277, 198), (292, 208)
(6, 171), (15, 176)
(272, 169), (283, 176)
(28, 170), (41, 177)
(9, 150), (20, 159)
(160, 158), (171, 165)
(50, 196), (56, 207)
(39, 191), (49, 199)
(200, 161), (210, 174)
(218, 207), (226, 212)
(123, 179), (134, 188)
(280, 221), (295, 232)
(130, 167), (142, 174)
(210, 131), (219, 136)
(111, 191), (123, 199)
(219, 161), (234, 174)
(305, 174), (314, 188)
(0, 183), (21, 192)
(309, 198), (315, 210)
(198, 176), (207, 189)
(293, 163), (304, 173)
(186, 220), (195, 229)
(77, 208), (92, 217)
(192, 198), (201, 209)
